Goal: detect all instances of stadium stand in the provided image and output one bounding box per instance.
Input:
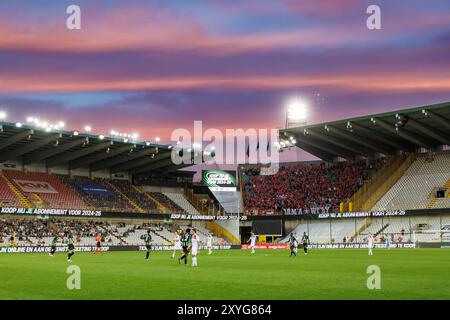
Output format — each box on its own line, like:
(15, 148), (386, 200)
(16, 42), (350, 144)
(164, 192), (200, 215)
(2, 170), (89, 210)
(243, 160), (384, 214)
(0, 218), (228, 247)
(146, 192), (187, 213)
(372, 153), (450, 210)
(58, 175), (137, 212)
(284, 214), (450, 244)
(107, 179), (159, 213)
(0, 169), (192, 214)
(0, 172), (23, 207)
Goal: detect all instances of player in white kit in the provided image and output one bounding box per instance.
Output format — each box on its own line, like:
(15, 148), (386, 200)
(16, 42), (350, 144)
(248, 232), (257, 254)
(207, 233), (213, 255)
(172, 230), (182, 259)
(367, 232), (374, 256)
(191, 229), (200, 267)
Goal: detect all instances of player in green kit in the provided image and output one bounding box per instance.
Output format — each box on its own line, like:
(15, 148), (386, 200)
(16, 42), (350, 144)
(289, 233), (298, 257)
(67, 233), (76, 262)
(141, 230), (152, 260)
(49, 232), (58, 257)
(178, 228), (192, 265)
(302, 232), (310, 255)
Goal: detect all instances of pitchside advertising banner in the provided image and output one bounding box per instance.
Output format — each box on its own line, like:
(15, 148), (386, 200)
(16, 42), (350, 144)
(202, 170), (237, 192)
(241, 243), (417, 250)
(0, 207), (102, 217)
(0, 245), (234, 254)
(1, 206), (448, 220)
(13, 179), (58, 194)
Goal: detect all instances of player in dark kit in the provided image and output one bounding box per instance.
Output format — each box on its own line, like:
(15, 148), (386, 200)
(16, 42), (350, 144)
(178, 228), (192, 265)
(302, 232), (310, 255)
(289, 233), (298, 257)
(141, 230), (152, 260)
(49, 232), (57, 256)
(67, 233), (76, 262)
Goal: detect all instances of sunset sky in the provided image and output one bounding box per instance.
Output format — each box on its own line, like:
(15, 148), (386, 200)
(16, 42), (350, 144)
(0, 0), (449, 162)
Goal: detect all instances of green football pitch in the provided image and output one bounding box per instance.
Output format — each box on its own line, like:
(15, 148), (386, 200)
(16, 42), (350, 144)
(0, 249), (449, 300)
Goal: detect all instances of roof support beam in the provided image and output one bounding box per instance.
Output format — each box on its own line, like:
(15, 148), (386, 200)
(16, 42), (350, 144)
(294, 140), (337, 162)
(69, 144), (135, 170)
(288, 131), (352, 161)
(425, 109), (450, 131)
(0, 134), (60, 162)
(350, 122), (412, 151)
(131, 157), (177, 174)
(46, 141), (112, 167)
(23, 138), (86, 165)
(327, 126), (395, 155)
(111, 151), (170, 173)
(373, 118), (434, 149)
(0, 130), (34, 151)
(90, 147), (156, 172)
(306, 129), (371, 157)
(406, 118), (450, 146)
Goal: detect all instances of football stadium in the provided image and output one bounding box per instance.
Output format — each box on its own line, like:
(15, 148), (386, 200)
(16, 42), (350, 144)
(0, 102), (449, 300)
(0, 0), (449, 306)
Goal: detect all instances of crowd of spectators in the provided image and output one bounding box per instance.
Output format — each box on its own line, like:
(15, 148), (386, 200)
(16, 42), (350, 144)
(0, 218), (184, 247)
(0, 218), (110, 245)
(243, 159), (386, 215)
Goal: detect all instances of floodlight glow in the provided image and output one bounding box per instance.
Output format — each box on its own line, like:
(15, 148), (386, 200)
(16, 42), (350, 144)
(99, 135), (105, 140)
(73, 131), (79, 136)
(16, 122), (23, 128)
(0, 111), (7, 120)
(155, 137), (161, 143)
(85, 125), (92, 132)
(287, 99), (308, 121)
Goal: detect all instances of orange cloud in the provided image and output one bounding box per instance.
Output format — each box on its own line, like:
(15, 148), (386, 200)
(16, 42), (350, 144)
(2, 72), (450, 93)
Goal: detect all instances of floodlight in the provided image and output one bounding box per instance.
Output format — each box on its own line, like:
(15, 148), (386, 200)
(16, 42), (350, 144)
(287, 99), (308, 121)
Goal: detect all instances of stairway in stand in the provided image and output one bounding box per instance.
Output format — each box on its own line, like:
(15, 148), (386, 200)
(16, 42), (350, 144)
(0, 173), (32, 208)
(104, 180), (145, 213)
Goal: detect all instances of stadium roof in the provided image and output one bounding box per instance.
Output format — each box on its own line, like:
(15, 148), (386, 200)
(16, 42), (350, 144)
(0, 123), (189, 175)
(279, 101), (450, 162)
